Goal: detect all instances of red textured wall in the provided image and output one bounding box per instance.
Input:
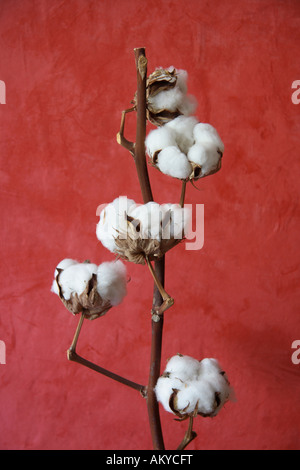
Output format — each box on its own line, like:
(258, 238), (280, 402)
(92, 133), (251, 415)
(0, 0), (300, 450)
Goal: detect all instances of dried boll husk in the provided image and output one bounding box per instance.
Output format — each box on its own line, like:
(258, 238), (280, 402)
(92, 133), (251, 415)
(55, 268), (112, 320)
(114, 214), (184, 265)
(138, 67), (197, 127)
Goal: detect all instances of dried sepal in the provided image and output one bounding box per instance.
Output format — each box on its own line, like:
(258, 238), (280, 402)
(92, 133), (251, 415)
(114, 217), (184, 265)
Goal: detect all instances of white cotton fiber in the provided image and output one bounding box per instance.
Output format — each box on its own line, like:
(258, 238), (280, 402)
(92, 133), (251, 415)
(165, 354), (201, 381)
(57, 262), (97, 301)
(148, 87), (185, 113)
(96, 196), (137, 253)
(188, 143), (221, 176)
(156, 146), (192, 179)
(193, 123), (224, 154)
(160, 204), (191, 240)
(147, 66), (197, 117)
(129, 202), (162, 240)
(155, 354), (233, 418)
(154, 374), (184, 414)
(96, 260), (127, 306)
(145, 126), (176, 159)
(166, 116), (198, 154)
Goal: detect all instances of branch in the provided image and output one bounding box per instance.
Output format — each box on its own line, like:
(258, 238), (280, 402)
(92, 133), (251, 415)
(67, 312), (146, 396)
(116, 106), (136, 156)
(68, 350), (146, 396)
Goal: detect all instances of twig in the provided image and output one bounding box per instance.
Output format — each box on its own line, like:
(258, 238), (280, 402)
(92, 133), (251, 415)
(116, 106), (136, 156)
(67, 312), (146, 396)
(68, 350), (146, 396)
(177, 416), (197, 450)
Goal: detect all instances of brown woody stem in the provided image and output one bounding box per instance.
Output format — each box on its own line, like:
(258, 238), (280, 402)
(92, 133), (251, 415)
(177, 416), (197, 450)
(133, 47), (165, 450)
(68, 350), (146, 395)
(116, 106), (136, 156)
(68, 311), (85, 354)
(179, 179), (187, 208)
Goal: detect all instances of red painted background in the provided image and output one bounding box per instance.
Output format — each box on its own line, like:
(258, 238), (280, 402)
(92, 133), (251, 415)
(0, 0), (300, 450)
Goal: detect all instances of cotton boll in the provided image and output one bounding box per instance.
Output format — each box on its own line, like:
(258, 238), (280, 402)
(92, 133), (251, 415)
(165, 354), (201, 382)
(188, 143), (221, 176)
(156, 146), (192, 180)
(166, 116), (198, 154)
(155, 374), (184, 413)
(145, 126), (176, 160)
(96, 260), (127, 306)
(58, 263), (97, 301)
(193, 123), (224, 154)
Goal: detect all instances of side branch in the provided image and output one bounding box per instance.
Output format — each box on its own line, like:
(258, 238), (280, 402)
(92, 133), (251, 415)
(116, 106), (136, 156)
(68, 350), (146, 396)
(67, 312), (146, 396)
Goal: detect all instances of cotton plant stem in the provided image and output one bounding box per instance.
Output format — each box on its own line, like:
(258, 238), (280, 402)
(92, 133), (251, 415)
(68, 311), (85, 354)
(179, 179), (187, 208)
(67, 312), (146, 395)
(133, 47), (165, 450)
(116, 106), (136, 156)
(177, 416), (197, 450)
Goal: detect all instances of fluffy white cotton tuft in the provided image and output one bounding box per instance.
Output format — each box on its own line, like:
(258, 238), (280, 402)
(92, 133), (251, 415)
(154, 374), (184, 414)
(165, 116), (198, 154)
(129, 202), (190, 242)
(55, 261), (98, 301)
(187, 143), (221, 176)
(165, 353), (201, 380)
(160, 204), (191, 239)
(155, 354), (233, 418)
(145, 126), (176, 159)
(193, 123), (224, 154)
(156, 146), (192, 179)
(96, 196), (137, 253)
(96, 260), (127, 306)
